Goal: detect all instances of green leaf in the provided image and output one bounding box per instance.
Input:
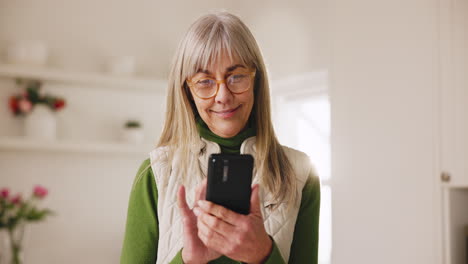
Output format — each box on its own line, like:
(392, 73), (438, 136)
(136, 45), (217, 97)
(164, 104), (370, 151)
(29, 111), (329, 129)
(25, 208), (54, 221)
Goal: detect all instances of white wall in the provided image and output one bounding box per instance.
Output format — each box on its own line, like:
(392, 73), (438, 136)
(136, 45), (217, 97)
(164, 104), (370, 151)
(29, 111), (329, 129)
(330, 0), (440, 263)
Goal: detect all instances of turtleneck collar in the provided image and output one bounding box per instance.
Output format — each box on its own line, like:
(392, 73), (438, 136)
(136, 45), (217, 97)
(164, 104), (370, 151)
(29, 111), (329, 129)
(196, 116), (256, 154)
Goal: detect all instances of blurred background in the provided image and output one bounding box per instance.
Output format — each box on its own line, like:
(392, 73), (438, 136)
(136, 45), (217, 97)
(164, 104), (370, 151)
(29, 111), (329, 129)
(0, 0), (466, 263)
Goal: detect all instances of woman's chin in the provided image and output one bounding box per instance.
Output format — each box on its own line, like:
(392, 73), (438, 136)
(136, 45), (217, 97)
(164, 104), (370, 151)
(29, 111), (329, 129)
(206, 118), (248, 138)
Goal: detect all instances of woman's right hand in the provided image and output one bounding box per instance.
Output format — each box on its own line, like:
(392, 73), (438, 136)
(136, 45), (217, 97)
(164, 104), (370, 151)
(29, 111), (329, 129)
(177, 181), (221, 264)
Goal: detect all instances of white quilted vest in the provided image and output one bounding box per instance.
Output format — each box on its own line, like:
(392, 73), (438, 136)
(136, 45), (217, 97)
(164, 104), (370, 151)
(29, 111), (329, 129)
(149, 137), (311, 263)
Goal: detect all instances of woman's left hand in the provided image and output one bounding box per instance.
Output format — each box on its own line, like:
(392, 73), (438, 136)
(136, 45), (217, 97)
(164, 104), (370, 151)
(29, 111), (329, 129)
(194, 184), (273, 264)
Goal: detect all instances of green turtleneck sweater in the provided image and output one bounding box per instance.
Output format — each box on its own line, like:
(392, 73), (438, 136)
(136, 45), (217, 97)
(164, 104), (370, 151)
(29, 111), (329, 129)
(196, 116), (256, 154)
(120, 118), (320, 264)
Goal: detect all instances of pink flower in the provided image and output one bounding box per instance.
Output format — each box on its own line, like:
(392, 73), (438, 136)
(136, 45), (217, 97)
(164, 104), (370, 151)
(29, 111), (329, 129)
(33, 185), (48, 199)
(11, 194), (22, 204)
(0, 188), (10, 198)
(18, 98), (32, 113)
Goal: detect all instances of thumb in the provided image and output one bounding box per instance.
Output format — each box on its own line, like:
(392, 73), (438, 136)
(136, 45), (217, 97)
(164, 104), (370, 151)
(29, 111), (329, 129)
(249, 184), (262, 215)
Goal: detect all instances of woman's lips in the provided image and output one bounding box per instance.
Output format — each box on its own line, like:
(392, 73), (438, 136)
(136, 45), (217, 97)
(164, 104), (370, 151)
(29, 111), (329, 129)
(211, 105), (241, 118)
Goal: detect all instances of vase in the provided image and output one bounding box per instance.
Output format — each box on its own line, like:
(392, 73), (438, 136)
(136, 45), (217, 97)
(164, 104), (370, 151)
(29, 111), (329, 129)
(23, 104), (56, 141)
(0, 229), (7, 263)
(0, 224), (26, 264)
(121, 128), (144, 144)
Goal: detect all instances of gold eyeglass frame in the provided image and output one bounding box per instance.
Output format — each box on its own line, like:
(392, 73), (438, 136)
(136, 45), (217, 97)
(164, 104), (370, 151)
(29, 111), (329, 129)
(186, 70), (256, 100)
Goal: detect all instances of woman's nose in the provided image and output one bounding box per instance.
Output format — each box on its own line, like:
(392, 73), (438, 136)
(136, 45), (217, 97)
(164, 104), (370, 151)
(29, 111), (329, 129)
(215, 82), (233, 104)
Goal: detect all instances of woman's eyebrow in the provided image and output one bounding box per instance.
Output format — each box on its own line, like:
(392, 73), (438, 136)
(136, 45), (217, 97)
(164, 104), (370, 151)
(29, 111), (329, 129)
(197, 64), (246, 74)
(226, 64), (246, 72)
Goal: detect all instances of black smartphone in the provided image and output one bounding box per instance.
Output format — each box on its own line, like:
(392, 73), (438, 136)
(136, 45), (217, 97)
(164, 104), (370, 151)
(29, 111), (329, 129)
(206, 153), (254, 215)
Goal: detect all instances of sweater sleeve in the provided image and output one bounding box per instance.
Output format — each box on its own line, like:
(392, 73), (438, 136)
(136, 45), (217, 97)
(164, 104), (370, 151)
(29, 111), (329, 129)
(263, 239), (286, 264)
(288, 172), (321, 263)
(120, 159), (159, 264)
(169, 250), (184, 263)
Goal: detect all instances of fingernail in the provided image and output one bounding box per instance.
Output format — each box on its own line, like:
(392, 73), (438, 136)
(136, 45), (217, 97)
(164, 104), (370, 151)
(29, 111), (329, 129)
(193, 207), (201, 216)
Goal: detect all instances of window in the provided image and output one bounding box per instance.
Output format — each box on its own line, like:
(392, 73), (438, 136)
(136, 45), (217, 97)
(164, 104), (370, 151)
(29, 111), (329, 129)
(271, 71), (331, 264)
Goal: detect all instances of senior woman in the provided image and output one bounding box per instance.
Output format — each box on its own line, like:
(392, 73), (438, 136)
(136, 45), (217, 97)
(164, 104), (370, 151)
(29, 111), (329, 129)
(121, 12), (320, 264)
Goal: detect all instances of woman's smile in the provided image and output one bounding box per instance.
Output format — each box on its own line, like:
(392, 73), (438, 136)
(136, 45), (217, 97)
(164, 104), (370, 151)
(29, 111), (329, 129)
(210, 105), (242, 119)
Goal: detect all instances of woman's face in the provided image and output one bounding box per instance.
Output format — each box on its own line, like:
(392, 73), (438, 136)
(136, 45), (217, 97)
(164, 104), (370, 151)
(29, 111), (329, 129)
(188, 54), (255, 138)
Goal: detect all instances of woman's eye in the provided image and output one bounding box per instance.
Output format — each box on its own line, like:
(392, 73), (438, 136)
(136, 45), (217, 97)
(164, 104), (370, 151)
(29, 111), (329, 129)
(229, 74), (247, 82)
(196, 79), (214, 86)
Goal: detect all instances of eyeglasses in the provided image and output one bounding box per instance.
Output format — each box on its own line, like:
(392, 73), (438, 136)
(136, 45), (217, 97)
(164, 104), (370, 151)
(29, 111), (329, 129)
(187, 70), (256, 99)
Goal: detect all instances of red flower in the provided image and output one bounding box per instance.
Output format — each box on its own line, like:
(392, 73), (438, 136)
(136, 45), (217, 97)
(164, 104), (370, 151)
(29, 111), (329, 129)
(9, 96), (19, 114)
(11, 194), (22, 204)
(54, 99), (65, 110)
(0, 188), (10, 198)
(33, 185), (48, 199)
